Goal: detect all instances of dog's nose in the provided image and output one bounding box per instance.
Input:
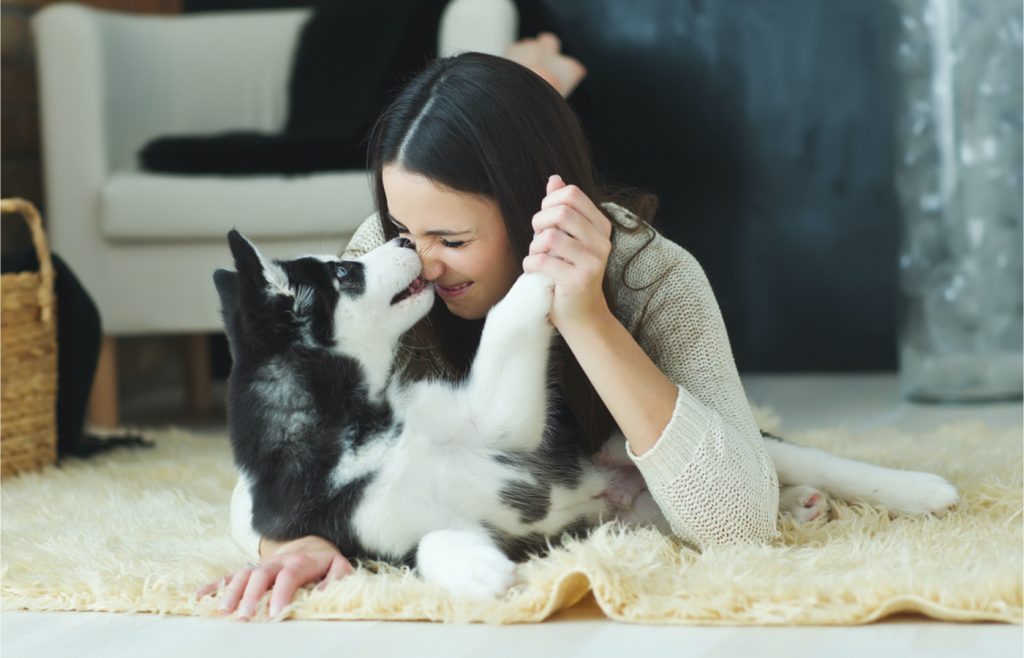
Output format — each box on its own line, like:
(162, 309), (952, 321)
(396, 237), (415, 250)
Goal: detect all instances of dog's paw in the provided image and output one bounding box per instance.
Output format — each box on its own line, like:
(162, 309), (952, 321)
(491, 272), (554, 328)
(417, 529), (517, 600)
(883, 471), (960, 516)
(779, 485), (831, 523)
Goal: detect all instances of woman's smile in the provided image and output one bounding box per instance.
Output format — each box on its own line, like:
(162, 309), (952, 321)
(436, 281), (474, 299)
(382, 165), (521, 319)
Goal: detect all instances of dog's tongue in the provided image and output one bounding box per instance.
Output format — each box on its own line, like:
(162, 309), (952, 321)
(391, 276), (427, 305)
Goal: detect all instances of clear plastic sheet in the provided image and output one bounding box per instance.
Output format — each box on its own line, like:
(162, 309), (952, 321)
(894, 0), (1023, 401)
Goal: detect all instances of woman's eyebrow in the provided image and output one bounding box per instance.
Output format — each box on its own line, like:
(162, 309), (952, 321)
(388, 215), (471, 237)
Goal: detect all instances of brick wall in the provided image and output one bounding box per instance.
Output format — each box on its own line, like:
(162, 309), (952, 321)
(1, 0), (180, 253)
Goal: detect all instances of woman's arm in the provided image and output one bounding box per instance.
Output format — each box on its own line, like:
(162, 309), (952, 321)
(557, 308), (677, 456)
(524, 176), (674, 455)
(524, 179), (780, 549)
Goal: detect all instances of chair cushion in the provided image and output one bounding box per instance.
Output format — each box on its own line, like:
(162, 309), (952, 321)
(100, 170), (374, 242)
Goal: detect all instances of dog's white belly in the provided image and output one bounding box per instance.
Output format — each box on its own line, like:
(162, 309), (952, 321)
(350, 428), (610, 559)
(351, 428), (523, 557)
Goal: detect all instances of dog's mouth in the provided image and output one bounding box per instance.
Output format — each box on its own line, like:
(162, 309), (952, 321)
(390, 276), (430, 305)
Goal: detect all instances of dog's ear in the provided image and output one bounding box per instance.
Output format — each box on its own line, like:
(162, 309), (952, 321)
(213, 268), (237, 313)
(213, 269), (240, 359)
(228, 229), (268, 289)
(227, 229), (289, 295)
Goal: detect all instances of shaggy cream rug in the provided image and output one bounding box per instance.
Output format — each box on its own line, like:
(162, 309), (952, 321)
(1, 417), (1021, 625)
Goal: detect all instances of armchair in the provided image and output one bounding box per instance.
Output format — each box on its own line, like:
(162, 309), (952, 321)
(32, 0), (517, 426)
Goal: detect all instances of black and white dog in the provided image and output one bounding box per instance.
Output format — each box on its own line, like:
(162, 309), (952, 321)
(215, 231), (617, 597)
(214, 231), (960, 598)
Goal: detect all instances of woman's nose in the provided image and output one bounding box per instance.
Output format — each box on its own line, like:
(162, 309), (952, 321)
(419, 252), (444, 281)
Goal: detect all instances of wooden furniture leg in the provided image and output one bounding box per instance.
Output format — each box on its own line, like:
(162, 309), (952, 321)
(184, 334), (211, 413)
(87, 335), (119, 429)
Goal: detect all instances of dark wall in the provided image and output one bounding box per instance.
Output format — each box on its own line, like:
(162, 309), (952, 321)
(517, 0), (902, 372)
(188, 0), (903, 373)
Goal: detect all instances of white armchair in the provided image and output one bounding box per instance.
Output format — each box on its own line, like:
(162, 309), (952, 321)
(32, 1), (516, 425)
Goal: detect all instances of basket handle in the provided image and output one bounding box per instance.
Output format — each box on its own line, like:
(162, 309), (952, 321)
(1, 198), (56, 326)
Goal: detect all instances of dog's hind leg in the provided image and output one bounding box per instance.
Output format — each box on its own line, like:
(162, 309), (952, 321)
(763, 437), (959, 516)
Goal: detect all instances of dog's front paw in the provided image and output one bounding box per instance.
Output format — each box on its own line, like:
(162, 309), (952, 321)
(490, 272), (554, 329)
(417, 529), (517, 599)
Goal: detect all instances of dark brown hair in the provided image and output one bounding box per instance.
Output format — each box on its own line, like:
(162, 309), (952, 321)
(366, 52), (657, 454)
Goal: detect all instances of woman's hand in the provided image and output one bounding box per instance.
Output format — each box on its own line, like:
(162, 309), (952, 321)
(196, 535), (354, 620)
(523, 175), (614, 331)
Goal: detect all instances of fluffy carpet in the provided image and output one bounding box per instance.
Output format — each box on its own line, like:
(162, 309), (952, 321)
(1, 416), (1021, 625)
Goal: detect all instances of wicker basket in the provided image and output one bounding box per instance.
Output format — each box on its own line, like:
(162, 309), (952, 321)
(1, 198), (58, 477)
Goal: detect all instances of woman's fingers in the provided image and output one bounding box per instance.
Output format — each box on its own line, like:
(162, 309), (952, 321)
(546, 173), (567, 195)
(317, 554), (356, 592)
(541, 181), (611, 239)
(236, 563), (281, 620)
(267, 565), (307, 618)
(529, 228), (577, 264)
(530, 221), (611, 266)
(531, 207), (593, 246)
(195, 575), (229, 601)
(217, 568), (253, 615)
(529, 234), (604, 283)
(523, 252), (576, 280)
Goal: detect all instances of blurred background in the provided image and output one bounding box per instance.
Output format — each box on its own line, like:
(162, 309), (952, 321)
(1, 0), (1020, 433)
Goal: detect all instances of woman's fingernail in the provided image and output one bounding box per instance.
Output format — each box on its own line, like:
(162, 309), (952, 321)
(270, 603), (282, 617)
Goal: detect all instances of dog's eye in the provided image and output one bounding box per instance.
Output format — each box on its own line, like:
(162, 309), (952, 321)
(334, 264), (349, 279)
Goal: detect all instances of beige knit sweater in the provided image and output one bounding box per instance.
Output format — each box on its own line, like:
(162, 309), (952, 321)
(229, 203), (781, 558)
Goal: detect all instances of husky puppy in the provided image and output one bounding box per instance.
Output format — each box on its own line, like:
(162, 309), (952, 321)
(215, 231), (960, 597)
(214, 231), (611, 598)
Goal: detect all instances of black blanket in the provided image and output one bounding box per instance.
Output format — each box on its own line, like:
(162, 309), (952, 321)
(140, 0), (452, 175)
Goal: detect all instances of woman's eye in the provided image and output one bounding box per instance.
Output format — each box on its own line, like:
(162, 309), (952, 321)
(442, 240), (466, 248)
(335, 264), (349, 279)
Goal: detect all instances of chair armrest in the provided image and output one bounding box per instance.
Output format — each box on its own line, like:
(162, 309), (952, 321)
(438, 0), (518, 57)
(33, 4), (310, 172)
(33, 4), (110, 181)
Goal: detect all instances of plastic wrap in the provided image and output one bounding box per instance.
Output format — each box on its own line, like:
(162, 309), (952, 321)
(894, 0), (1023, 401)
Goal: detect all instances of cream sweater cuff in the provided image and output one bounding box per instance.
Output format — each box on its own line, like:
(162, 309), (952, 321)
(625, 385), (716, 491)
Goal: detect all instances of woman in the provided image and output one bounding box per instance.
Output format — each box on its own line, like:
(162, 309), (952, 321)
(206, 45), (779, 620)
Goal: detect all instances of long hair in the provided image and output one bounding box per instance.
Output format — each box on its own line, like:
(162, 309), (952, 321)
(366, 52), (657, 454)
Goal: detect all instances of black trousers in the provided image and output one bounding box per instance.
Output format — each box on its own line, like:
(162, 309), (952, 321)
(2, 249), (102, 457)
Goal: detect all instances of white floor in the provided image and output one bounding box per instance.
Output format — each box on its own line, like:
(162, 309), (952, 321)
(3, 373), (1022, 658)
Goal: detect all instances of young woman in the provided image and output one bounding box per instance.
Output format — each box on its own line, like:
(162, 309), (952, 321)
(205, 47), (779, 620)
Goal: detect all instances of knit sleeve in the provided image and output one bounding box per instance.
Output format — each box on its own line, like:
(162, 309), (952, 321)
(341, 213), (386, 259)
(229, 475), (261, 561)
(617, 232), (780, 550)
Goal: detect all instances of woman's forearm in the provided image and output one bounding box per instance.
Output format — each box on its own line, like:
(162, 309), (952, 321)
(558, 307), (678, 456)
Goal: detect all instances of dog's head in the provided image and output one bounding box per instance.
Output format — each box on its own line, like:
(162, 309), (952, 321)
(213, 230), (434, 362)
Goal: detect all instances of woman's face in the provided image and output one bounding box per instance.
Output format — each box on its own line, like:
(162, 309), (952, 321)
(381, 165), (521, 320)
